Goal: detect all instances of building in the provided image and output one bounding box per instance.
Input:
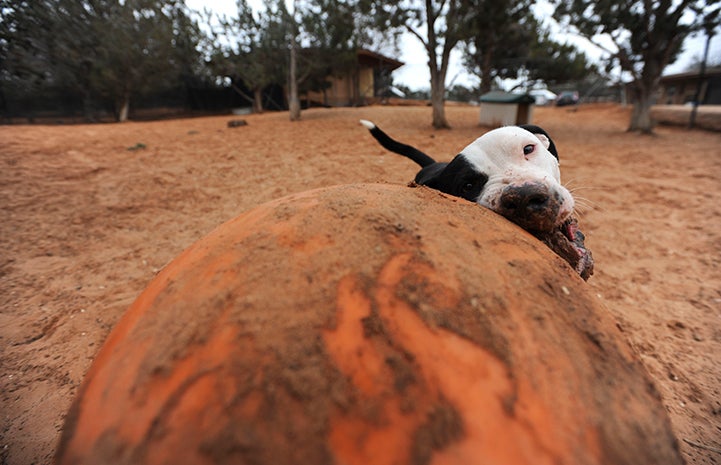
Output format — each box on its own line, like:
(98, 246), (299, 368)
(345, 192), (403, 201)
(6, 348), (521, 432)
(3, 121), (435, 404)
(303, 49), (404, 107)
(479, 91), (535, 126)
(658, 68), (721, 105)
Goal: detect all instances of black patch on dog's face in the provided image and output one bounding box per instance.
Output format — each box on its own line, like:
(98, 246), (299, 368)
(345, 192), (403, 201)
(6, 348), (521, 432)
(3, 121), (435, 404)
(415, 156), (488, 202)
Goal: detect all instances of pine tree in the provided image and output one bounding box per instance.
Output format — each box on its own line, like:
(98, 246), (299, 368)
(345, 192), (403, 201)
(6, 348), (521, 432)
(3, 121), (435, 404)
(553, 0), (720, 133)
(369, 0), (474, 129)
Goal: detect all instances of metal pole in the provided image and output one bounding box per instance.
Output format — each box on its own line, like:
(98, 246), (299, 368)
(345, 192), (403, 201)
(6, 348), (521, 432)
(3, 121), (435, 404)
(689, 11), (719, 128)
(689, 33), (711, 128)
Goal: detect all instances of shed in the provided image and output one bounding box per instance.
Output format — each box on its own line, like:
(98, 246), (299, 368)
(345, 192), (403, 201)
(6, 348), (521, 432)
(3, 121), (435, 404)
(304, 49), (404, 107)
(658, 68), (721, 105)
(479, 91), (535, 126)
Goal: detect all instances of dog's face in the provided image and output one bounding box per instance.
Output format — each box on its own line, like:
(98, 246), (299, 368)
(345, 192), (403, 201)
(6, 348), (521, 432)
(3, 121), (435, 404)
(420, 126), (574, 234)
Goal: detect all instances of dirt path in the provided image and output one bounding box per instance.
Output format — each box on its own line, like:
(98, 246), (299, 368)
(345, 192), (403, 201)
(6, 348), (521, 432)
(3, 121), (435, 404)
(1, 104), (720, 464)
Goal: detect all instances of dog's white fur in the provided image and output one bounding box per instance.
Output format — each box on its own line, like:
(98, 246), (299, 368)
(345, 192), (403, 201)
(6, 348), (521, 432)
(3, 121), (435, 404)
(460, 126), (574, 226)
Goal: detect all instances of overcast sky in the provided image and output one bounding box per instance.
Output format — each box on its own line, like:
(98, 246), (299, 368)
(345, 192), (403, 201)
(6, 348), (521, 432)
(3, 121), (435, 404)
(186, 0), (720, 90)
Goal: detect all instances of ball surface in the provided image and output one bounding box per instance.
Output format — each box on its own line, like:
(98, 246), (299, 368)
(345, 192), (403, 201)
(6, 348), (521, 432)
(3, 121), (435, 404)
(56, 183), (681, 465)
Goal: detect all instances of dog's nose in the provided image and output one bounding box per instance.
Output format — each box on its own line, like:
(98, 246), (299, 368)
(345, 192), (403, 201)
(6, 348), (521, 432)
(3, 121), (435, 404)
(500, 185), (550, 212)
(498, 183), (560, 233)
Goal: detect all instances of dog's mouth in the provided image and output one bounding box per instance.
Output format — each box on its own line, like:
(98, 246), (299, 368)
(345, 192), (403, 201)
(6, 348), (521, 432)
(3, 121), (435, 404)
(535, 216), (594, 280)
(490, 196), (594, 280)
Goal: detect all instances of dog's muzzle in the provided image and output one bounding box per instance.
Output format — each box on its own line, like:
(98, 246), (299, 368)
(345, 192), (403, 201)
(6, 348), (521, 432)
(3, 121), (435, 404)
(495, 182), (593, 280)
(497, 182), (561, 233)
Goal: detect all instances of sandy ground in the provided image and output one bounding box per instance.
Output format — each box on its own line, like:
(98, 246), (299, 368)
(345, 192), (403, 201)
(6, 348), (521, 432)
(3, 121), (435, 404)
(1, 104), (720, 464)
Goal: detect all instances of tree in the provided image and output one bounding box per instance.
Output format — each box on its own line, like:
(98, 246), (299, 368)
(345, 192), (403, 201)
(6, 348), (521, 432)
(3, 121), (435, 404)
(462, 0), (533, 94)
(462, 5), (595, 94)
(289, 0), (382, 120)
(447, 83), (478, 102)
(370, 0), (473, 129)
(0, 0), (203, 122)
(92, 0), (201, 121)
(689, 8), (721, 128)
(0, 0), (99, 117)
(552, 0), (720, 133)
(524, 29), (597, 88)
(206, 0), (389, 120)
(208, 0), (288, 114)
(299, 0), (360, 104)
(288, 0), (302, 120)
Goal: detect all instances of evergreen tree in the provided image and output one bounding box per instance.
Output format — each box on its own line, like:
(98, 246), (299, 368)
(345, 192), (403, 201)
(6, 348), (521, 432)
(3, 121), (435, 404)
(208, 0), (288, 114)
(463, 3), (595, 94)
(525, 29), (597, 88)
(0, 0), (202, 121)
(552, 0), (720, 133)
(462, 0), (533, 94)
(369, 0), (474, 129)
(291, 0), (383, 119)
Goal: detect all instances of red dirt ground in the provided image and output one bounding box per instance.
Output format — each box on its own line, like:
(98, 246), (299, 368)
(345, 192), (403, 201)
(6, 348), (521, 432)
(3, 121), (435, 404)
(1, 104), (720, 464)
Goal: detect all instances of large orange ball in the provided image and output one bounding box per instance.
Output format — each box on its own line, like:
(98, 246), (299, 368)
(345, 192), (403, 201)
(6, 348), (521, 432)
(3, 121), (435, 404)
(56, 184), (681, 465)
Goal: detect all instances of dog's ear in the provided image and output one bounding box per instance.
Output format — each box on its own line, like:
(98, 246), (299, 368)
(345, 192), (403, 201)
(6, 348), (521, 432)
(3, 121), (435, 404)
(416, 156), (488, 202)
(518, 124), (558, 160)
(534, 133), (551, 150)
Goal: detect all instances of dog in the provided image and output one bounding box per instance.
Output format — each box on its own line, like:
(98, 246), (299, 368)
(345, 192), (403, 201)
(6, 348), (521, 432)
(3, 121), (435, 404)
(360, 119), (594, 280)
(360, 120), (571, 235)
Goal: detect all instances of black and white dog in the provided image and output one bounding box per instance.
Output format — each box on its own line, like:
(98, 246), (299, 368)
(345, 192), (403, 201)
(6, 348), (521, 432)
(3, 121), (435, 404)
(360, 120), (569, 234)
(360, 119), (593, 279)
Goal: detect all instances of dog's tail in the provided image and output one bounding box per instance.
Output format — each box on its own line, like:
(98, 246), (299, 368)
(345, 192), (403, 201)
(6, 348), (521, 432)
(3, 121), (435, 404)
(360, 120), (436, 168)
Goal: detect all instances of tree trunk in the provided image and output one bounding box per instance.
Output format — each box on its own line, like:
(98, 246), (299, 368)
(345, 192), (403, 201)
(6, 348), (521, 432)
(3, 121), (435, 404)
(627, 67), (661, 133)
(253, 87), (264, 114)
(116, 90), (130, 123)
(628, 91), (654, 133)
(288, 2), (301, 122)
(430, 69), (449, 129)
(428, 50), (451, 129)
(289, 48), (301, 120)
(423, 0), (449, 129)
(81, 88), (96, 123)
(627, 55), (665, 134)
(480, 47), (494, 94)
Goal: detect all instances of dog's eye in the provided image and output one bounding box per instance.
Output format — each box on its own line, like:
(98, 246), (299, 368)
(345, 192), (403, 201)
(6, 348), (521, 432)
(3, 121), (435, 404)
(523, 144), (535, 155)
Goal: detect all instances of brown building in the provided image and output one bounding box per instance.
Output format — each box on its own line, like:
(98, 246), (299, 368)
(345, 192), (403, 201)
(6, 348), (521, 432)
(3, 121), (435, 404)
(658, 68), (721, 105)
(304, 49), (404, 107)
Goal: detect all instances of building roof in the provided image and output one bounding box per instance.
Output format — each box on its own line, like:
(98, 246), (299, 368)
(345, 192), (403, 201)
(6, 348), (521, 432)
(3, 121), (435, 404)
(480, 91), (535, 104)
(357, 49), (404, 71)
(661, 68), (721, 82)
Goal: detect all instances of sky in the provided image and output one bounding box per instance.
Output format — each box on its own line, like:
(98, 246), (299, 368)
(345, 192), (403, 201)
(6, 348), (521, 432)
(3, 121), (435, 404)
(186, 0), (721, 91)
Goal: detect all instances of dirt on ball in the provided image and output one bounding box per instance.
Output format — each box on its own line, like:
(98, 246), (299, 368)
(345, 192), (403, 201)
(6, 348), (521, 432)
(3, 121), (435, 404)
(56, 184), (682, 465)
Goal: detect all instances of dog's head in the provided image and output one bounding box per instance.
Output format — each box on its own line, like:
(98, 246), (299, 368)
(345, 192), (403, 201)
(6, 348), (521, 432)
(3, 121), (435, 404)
(417, 125), (573, 235)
